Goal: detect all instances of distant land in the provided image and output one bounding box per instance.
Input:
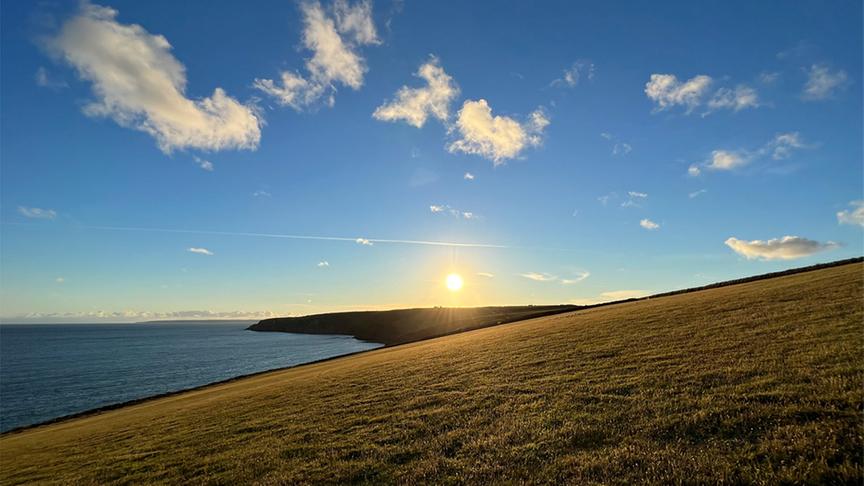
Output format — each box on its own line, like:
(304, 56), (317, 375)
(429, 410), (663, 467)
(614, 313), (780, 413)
(249, 257), (863, 345)
(136, 320), (257, 325)
(0, 319), (259, 326)
(2, 259), (860, 484)
(249, 305), (579, 345)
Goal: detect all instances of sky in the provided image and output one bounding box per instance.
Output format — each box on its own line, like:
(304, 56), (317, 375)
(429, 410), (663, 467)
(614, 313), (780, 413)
(0, 0), (861, 322)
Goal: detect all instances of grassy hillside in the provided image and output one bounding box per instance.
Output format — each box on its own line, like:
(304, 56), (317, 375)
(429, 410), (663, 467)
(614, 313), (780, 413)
(1, 262), (862, 484)
(249, 305), (578, 345)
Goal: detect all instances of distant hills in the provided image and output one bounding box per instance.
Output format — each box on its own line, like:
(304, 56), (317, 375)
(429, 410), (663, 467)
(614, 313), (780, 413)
(248, 305), (578, 345)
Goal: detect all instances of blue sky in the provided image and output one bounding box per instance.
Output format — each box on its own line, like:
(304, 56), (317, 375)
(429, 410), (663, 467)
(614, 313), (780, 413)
(1, 0), (861, 322)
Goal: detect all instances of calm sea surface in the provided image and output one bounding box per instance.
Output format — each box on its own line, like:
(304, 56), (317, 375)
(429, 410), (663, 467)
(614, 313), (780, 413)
(0, 322), (381, 432)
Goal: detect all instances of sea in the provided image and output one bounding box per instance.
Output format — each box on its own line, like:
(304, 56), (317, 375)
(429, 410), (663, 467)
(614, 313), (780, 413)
(0, 321), (381, 432)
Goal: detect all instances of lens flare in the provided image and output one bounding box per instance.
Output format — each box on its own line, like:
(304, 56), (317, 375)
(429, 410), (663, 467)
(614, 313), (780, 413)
(446, 273), (463, 291)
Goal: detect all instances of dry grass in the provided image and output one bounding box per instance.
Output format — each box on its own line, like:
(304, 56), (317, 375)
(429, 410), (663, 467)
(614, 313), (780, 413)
(1, 262), (862, 484)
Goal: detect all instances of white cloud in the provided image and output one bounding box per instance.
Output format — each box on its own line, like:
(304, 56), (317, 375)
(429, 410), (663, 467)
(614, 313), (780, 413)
(463, 172), (475, 180)
(317, 260), (330, 267)
(306, 0), (379, 78)
(193, 156), (213, 171)
(599, 132), (631, 155)
(551, 61), (595, 88)
(254, 0), (379, 110)
(561, 272), (590, 284)
(597, 193), (616, 206)
(18, 206), (57, 219)
(837, 201), (864, 227)
(776, 41), (815, 60)
(448, 100), (548, 165)
(8, 309), (279, 323)
(688, 189), (707, 199)
(640, 218), (659, 230)
(765, 132), (806, 160)
(476, 272), (494, 278)
(621, 191), (647, 208)
(803, 64), (849, 100)
(374, 59), (549, 165)
(646, 73), (759, 115)
(600, 132), (633, 155)
(520, 272), (557, 282)
(759, 71), (780, 84)
(254, 72), (324, 109)
(601, 290), (649, 300)
(725, 236), (839, 260)
(55, 277), (65, 284)
(612, 142), (632, 156)
(332, 0), (379, 44)
(252, 190), (272, 197)
(35, 66), (67, 89)
(695, 133), (812, 175)
(187, 247), (214, 256)
(430, 204), (479, 220)
(373, 56), (459, 127)
(47, 2), (261, 153)
(355, 237), (373, 246)
(706, 150), (747, 170)
(707, 85), (760, 112)
(645, 74), (713, 113)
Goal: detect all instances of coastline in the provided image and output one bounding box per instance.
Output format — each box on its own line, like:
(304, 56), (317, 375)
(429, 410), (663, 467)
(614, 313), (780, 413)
(0, 339), (383, 436)
(3, 260), (860, 484)
(5, 256), (861, 436)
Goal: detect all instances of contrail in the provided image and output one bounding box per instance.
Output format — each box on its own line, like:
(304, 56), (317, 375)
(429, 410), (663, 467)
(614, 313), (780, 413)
(72, 224), (511, 249)
(3, 222), (582, 252)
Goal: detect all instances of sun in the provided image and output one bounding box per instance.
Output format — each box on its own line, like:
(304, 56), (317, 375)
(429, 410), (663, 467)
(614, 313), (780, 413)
(445, 273), (463, 292)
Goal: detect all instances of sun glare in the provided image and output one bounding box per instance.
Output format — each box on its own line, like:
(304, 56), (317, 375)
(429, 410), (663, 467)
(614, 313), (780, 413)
(446, 273), (463, 292)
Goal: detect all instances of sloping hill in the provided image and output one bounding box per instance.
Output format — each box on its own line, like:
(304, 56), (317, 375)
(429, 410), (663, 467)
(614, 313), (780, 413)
(249, 305), (579, 345)
(1, 261), (861, 484)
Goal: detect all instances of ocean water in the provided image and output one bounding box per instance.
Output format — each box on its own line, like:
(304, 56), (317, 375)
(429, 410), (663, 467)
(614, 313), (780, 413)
(0, 322), (381, 432)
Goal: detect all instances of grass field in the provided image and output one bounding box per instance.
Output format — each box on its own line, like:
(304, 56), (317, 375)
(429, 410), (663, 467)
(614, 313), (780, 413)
(1, 262), (862, 484)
